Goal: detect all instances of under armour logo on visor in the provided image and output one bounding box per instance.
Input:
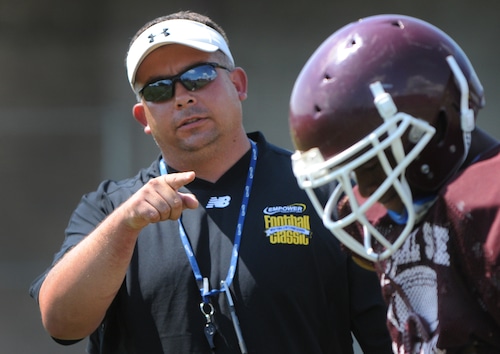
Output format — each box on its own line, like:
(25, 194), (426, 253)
(147, 28), (170, 43)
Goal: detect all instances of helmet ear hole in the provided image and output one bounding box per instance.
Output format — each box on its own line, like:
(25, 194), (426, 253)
(434, 110), (448, 147)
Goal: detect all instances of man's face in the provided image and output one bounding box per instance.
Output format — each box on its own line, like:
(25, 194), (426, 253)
(133, 44), (247, 157)
(353, 157), (405, 214)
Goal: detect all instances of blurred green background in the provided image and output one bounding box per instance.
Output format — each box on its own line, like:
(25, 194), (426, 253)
(1, 0), (498, 352)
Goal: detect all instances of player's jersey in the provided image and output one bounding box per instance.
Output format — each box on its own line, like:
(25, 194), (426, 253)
(344, 145), (500, 353)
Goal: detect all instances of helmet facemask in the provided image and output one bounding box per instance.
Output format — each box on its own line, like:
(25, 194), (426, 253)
(292, 82), (436, 261)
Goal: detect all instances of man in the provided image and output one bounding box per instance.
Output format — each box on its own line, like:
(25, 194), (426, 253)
(30, 11), (391, 354)
(289, 14), (500, 353)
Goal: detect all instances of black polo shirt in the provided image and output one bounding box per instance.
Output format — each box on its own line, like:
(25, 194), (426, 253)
(30, 132), (391, 354)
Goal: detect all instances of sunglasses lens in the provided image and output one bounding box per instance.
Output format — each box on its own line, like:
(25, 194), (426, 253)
(141, 80), (174, 102)
(180, 64), (218, 91)
(141, 64), (222, 103)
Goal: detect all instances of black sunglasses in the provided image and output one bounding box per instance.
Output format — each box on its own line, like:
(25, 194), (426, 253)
(139, 62), (229, 103)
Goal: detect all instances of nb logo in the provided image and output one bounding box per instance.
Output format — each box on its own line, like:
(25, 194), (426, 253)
(206, 196), (231, 209)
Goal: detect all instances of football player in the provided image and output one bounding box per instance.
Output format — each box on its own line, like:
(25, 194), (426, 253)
(289, 14), (500, 353)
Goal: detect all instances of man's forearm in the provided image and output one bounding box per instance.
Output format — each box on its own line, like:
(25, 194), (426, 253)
(38, 209), (140, 340)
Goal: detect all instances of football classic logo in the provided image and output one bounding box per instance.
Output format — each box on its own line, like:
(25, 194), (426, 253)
(263, 203), (311, 245)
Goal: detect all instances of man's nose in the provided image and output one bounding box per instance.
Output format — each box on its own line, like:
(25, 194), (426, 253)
(174, 82), (196, 108)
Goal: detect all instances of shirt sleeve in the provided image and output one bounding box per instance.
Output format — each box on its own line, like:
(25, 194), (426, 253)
(347, 257), (393, 353)
(29, 184), (112, 303)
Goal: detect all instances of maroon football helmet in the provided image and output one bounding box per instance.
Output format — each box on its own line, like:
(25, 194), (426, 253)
(289, 14), (485, 260)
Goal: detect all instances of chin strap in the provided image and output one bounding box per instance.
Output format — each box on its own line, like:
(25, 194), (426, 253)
(446, 55), (474, 168)
(387, 195), (437, 225)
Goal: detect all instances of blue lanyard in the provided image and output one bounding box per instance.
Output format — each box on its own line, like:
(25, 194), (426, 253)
(159, 140), (257, 304)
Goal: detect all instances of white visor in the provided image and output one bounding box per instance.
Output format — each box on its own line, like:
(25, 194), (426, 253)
(126, 19), (234, 90)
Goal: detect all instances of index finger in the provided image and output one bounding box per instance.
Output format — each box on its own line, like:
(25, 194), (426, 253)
(162, 171), (196, 191)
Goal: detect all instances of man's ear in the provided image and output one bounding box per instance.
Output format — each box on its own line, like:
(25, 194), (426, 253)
(230, 67), (248, 101)
(132, 103), (151, 134)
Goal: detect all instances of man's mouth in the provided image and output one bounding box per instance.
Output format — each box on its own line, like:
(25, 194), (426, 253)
(179, 117), (205, 127)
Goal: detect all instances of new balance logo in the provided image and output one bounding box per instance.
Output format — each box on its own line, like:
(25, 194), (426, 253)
(206, 196), (231, 209)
